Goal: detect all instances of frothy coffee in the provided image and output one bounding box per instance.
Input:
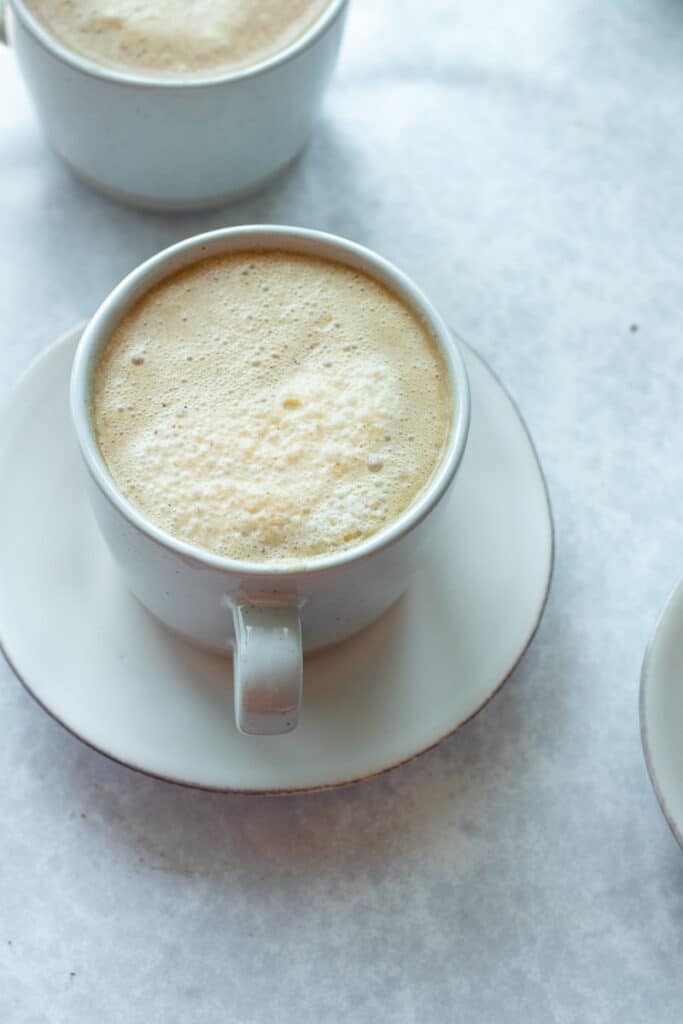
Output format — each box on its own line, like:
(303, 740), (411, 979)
(92, 251), (452, 564)
(25, 0), (333, 79)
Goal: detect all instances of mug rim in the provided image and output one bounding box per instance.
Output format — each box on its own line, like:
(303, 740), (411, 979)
(70, 225), (471, 578)
(9, 0), (349, 89)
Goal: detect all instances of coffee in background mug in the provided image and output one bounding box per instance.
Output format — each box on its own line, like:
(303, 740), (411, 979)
(22, 0), (334, 79)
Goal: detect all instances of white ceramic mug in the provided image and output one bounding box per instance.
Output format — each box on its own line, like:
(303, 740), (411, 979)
(0, 0), (349, 209)
(70, 226), (471, 735)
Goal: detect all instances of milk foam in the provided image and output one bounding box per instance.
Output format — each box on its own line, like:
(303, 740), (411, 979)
(92, 251), (452, 564)
(26, 0), (332, 78)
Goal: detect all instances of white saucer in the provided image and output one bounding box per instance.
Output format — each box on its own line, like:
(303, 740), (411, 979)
(641, 580), (683, 848)
(0, 324), (553, 793)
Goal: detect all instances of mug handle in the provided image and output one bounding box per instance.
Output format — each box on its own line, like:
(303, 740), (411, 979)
(232, 602), (302, 735)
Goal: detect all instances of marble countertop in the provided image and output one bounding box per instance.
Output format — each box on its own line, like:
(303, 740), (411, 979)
(2, 1), (683, 1020)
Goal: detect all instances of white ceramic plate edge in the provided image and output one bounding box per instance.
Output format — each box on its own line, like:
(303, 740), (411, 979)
(640, 578), (683, 849)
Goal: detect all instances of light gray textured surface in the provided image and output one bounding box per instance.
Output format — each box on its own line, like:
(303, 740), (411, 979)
(1, 1), (683, 1020)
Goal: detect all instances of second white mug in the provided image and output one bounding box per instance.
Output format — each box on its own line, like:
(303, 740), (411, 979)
(1, 0), (349, 209)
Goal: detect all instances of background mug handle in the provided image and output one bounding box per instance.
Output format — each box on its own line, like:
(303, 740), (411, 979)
(232, 602), (303, 736)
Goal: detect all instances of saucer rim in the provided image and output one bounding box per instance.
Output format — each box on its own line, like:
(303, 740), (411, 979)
(640, 577), (683, 849)
(0, 323), (555, 796)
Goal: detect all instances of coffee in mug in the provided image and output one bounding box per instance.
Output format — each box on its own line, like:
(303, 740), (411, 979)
(91, 251), (453, 565)
(21, 0), (334, 78)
